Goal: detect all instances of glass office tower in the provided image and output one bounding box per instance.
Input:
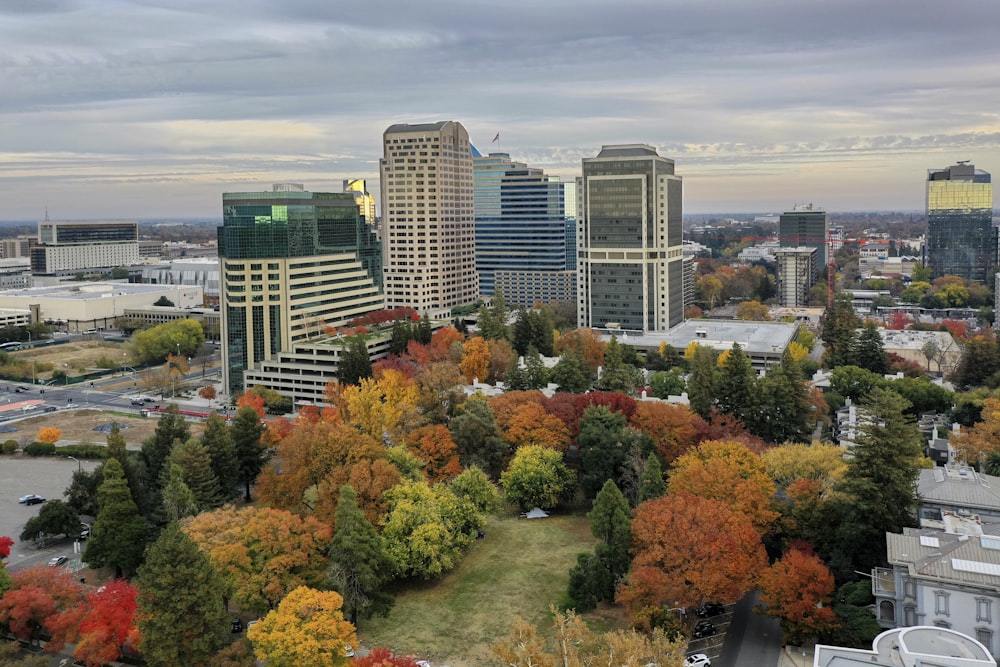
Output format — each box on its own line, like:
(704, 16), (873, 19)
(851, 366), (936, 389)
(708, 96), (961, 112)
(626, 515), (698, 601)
(779, 204), (829, 275)
(926, 163), (994, 282)
(219, 184), (383, 395)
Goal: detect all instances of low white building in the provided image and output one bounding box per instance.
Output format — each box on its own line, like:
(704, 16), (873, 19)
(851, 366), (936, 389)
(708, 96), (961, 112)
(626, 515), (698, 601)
(814, 626), (995, 666)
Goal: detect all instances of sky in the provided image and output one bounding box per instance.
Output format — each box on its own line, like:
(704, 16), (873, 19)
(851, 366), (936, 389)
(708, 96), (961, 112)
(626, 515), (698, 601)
(2, 0), (999, 220)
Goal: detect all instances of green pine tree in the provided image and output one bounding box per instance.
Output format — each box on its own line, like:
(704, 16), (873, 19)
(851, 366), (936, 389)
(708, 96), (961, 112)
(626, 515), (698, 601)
(161, 463), (199, 522)
(200, 414), (240, 501)
(448, 394), (508, 479)
(848, 321), (890, 375)
(821, 293), (862, 369)
(687, 344), (719, 419)
(550, 349), (592, 394)
(326, 485), (395, 627)
(231, 405), (266, 502)
(638, 453), (667, 503)
(594, 336), (641, 395)
(338, 335), (372, 386)
(136, 523), (229, 667)
(523, 346), (548, 390)
(140, 406), (191, 484)
(716, 343), (758, 427)
(165, 439), (223, 510)
(83, 458), (148, 578)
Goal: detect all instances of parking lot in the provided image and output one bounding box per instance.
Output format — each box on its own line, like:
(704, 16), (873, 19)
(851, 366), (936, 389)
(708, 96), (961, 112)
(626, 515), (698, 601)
(1, 456), (100, 571)
(685, 604), (733, 666)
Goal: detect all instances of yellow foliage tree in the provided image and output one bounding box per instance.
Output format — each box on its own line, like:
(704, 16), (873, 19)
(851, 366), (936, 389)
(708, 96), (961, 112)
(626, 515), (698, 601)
(684, 341), (699, 361)
(459, 336), (490, 384)
(786, 341), (809, 364)
(339, 369), (420, 442)
(37, 427), (62, 444)
(247, 586), (357, 667)
(761, 442), (848, 492)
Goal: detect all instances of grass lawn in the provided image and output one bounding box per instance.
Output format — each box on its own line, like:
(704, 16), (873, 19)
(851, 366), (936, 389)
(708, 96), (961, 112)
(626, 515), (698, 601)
(359, 512), (604, 666)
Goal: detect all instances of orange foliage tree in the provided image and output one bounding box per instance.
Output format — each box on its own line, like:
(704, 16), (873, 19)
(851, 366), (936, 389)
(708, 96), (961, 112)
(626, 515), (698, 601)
(487, 338), (517, 384)
(237, 391), (266, 418)
(37, 427), (62, 444)
(554, 328), (605, 373)
(183, 506), (333, 615)
(459, 336), (491, 383)
(758, 547), (837, 644)
(667, 439), (778, 535)
(502, 402), (572, 452)
(354, 648), (423, 666)
(315, 458), (402, 528)
(488, 390), (546, 432)
(0, 566), (86, 648)
(428, 326), (464, 362)
(629, 403), (702, 465)
(952, 397), (1000, 466)
(403, 424), (462, 483)
(619, 493), (766, 627)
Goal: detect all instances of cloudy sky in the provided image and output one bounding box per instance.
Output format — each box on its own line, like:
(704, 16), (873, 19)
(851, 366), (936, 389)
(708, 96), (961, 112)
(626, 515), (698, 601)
(2, 0), (999, 220)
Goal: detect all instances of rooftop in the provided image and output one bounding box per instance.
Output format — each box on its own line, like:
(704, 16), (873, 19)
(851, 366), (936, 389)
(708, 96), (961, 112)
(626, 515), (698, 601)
(918, 466), (1000, 513)
(815, 626), (995, 667)
(384, 121), (451, 134)
(887, 526), (1000, 590)
(0, 282), (183, 301)
(632, 319), (798, 359)
(594, 144), (662, 158)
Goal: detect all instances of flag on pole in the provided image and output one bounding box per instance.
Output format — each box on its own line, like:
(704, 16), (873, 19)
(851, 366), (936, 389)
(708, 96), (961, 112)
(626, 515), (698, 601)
(492, 132), (500, 143)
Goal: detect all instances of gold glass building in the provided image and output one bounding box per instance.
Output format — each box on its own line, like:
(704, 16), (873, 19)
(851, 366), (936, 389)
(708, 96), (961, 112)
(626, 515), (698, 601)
(926, 162), (994, 282)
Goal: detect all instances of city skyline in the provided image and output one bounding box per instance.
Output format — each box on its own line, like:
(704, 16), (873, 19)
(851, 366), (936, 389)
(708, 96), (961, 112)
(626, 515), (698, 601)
(2, 0), (999, 220)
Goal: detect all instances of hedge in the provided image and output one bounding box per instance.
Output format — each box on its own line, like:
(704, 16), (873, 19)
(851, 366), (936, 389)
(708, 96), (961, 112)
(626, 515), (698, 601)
(57, 444), (108, 459)
(23, 442), (56, 456)
(1, 439), (17, 454)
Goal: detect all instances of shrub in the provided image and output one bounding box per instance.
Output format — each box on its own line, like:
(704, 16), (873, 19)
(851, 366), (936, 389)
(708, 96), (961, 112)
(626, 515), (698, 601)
(23, 442), (57, 456)
(1, 439), (17, 454)
(58, 444), (109, 459)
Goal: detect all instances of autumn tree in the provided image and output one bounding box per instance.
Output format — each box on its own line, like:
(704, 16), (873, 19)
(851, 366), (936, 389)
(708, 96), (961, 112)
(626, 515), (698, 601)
(619, 493), (767, 627)
(500, 445), (576, 511)
(554, 328), (605, 373)
(668, 439), (777, 535)
(136, 523), (229, 667)
(0, 567), (86, 648)
(629, 402), (701, 465)
(459, 336), (491, 383)
(502, 401), (572, 452)
(758, 547), (837, 645)
(354, 648), (423, 667)
(326, 485), (395, 627)
(184, 506), (332, 615)
(198, 384), (217, 402)
(952, 397), (1000, 466)
(231, 404), (266, 502)
(248, 586), (356, 667)
(83, 458), (147, 578)
(72, 579), (139, 667)
(762, 442), (847, 492)
(36, 427), (61, 444)
(735, 299), (770, 321)
(339, 369), (421, 441)
(414, 360), (465, 424)
(403, 424), (461, 483)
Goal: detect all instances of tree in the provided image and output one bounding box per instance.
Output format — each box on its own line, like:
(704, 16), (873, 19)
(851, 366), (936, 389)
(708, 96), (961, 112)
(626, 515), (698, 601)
(354, 648), (423, 667)
(568, 480), (633, 611)
(136, 523), (229, 667)
(594, 336), (641, 395)
(638, 453), (667, 502)
(20, 500), (80, 542)
(36, 427), (61, 444)
(952, 397), (1000, 466)
(619, 493), (767, 625)
(326, 485), (395, 627)
(403, 424), (461, 483)
(339, 336), (373, 386)
(0, 567), (86, 649)
(668, 439), (777, 535)
(231, 405), (266, 502)
(160, 463), (199, 522)
(821, 293), (862, 368)
(758, 547), (837, 645)
(72, 580), (139, 667)
(761, 442), (847, 492)
(715, 343), (758, 427)
(459, 336), (491, 383)
(549, 349), (592, 394)
(736, 300), (770, 321)
(184, 506), (332, 615)
(449, 394), (508, 479)
(201, 414), (240, 500)
(577, 406), (637, 499)
(153, 295), (175, 307)
(500, 445), (576, 511)
(164, 438), (222, 510)
(198, 384), (217, 402)
(132, 318), (205, 365)
(63, 467), (103, 518)
(629, 402), (702, 466)
(140, 406), (191, 485)
(503, 401), (572, 452)
(339, 369), (421, 441)
(247, 586), (357, 667)
(477, 292), (510, 341)
(686, 344), (718, 419)
(83, 459), (147, 578)
(849, 322), (889, 374)
(754, 351), (812, 444)
(649, 369), (685, 399)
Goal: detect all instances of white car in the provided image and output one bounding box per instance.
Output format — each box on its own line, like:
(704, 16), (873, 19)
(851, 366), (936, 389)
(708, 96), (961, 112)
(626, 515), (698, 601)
(684, 655), (711, 667)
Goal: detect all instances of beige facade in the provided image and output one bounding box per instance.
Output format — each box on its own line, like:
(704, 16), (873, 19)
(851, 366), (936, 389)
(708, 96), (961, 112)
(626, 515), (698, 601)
(380, 121), (479, 319)
(775, 246), (817, 307)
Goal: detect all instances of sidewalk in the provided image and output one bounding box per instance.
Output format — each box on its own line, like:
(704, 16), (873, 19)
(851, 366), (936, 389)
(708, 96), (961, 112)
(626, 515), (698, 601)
(778, 645), (815, 667)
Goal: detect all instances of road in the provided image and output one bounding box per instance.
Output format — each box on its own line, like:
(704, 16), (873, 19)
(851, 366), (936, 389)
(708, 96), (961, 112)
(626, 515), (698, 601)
(718, 590), (783, 667)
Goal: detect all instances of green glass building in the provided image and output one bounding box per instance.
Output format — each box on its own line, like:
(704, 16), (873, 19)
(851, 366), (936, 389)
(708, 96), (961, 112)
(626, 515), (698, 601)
(926, 162), (994, 283)
(219, 184), (384, 395)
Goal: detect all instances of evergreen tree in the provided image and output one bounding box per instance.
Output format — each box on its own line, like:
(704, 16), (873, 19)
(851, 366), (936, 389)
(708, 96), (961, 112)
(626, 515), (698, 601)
(550, 349), (592, 394)
(231, 405), (266, 502)
(161, 463), (199, 522)
(389, 320), (413, 355)
(578, 406), (630, 499)
(715, 343), (758, 426)
(504, 356), (528, 391)
(512, 309), (555, 356)
(165, 438), (222, 510)
(755, 352), (812, 443)
(848, 322), (890, 374)
(448, 394), (508, 479)
(83, 458), (148, 578)
(568, 480), (633, 609)
(140, 406), (191, 484)
(338, 335), (372, 386)
(477, 291), (510, 341)
(64, 466), (104, 517)
(326, 485), (395, 627)
(136, 523), (229, 667)
(523, 346), (547, 390)
(200, 414), (240, 501)
(594, 336), (641, 395)
(107, 423), (151, 517)
(416, 315), (433, 345)
(686, 344), (718, 419)
(638, 453), (667, 503)
(821, 293), (862, 368)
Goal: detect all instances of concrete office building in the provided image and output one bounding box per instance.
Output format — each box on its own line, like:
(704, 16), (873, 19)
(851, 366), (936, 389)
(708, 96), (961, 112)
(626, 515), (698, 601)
(577, 144), (684, 332)
(779, 204), (828, 273)
(0, 235), (37, 260)
(135, 257), (221, 303)
(0, 258), (32, 290)
(927, 162), (994, 282)
(219, 184), (384, 395)
(775, 246), (817, 307)
(344, 179), (377, 227)
(30, 220), (139, 276)
(380, 121), (479, 319)
(474, 151), (574, 306)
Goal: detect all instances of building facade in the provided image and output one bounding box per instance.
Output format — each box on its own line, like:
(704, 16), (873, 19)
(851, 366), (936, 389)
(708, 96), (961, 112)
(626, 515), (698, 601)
(0, 258), (32, 290)
(343, 179), (377, 227)
(134, 258), (221, 303)
(577, 144), (684, 332)
(473, 151), (574, 305)
(775, 246), (817, 307)
(30, 220), (139, 275)
(778, 204), (828, 273)
(219, 184), (384, 395)
(380, 121), (479, 318)
(0, 235), (37, 260)
(927, 162), (994, 283)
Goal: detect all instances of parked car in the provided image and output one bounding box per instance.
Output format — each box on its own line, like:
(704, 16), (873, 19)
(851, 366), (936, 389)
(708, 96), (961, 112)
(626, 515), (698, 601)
(231, 618), (244, 633)
(130, 397), (145, 405)
(684, 655), (711, 667)
(23, 495), (46, 505)
(692, 621), (716, 639)
(696, 602), (726, 618)
(47, 556), (68, 568)
(18, 494), (43, 504)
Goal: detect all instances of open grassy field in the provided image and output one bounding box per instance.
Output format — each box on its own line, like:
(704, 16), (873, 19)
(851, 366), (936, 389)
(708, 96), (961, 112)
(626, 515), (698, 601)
(13, 340), (131, 379)
(12, 409), (202, 447)
(359, 512), (613, 667)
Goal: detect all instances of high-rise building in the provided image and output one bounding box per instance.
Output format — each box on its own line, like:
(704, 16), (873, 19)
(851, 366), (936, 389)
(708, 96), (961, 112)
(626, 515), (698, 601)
(343, 179), (377, 227)
(778, 204), (828, 273)
(775, 247), (817, 307)
(473, 151), (575, 306)
(380, 121), (479, 319)
(577, 144), (684, 332)
(926, 162), (994, 282)
(30, 220), (139, 275)
(219, 184), (384, 395)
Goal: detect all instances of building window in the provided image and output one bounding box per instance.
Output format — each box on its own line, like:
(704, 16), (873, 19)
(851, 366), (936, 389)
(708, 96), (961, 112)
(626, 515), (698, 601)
(978, 598), (992, 623)
(878, 600), (895, 622)
(935, 591), (950, 616)
(977, 628), (993, 653)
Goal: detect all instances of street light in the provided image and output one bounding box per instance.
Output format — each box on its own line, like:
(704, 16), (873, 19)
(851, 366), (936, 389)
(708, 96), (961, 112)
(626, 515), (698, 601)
(66, 455), (81, 472)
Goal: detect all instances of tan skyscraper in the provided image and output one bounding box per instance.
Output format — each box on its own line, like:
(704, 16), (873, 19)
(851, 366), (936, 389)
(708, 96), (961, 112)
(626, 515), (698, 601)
(380, 121), (479, 318)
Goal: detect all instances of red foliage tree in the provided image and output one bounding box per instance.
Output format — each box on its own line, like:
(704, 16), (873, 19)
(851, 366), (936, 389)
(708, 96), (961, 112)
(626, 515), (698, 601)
(575, 391), (638, 420)
(354, 647), (423, 667)
(72, 579), (139, 666)
(373, 354), (417, 379)
(0, 535), (12, 558)
(758, 547), (837, 644)
(236, 391), (266, 418)
(541, 393), (584, 441)
(692, 409), (769, 454)
(0, 567), (86, 647)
